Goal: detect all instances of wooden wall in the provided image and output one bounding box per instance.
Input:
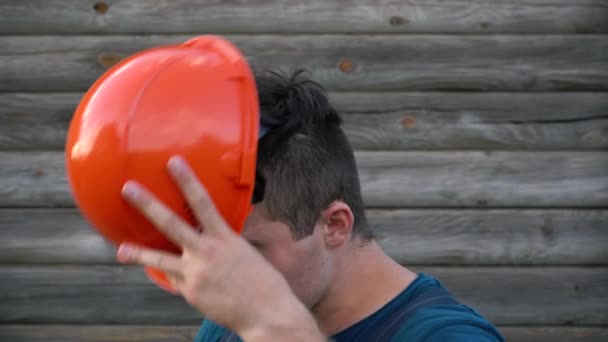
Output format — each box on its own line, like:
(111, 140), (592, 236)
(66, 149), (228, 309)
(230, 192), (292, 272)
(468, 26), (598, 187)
(1, 1), (607, 341)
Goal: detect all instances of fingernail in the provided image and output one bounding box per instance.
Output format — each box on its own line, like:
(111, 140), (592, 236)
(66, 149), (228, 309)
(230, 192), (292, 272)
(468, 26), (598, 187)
(122, 181), (139, 199)
(117, 243), (135, 262)
(168, 156), (187, 174)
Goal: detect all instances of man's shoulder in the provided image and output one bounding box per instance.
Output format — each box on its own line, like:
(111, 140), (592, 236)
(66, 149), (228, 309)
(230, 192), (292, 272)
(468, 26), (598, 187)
(391, 304), (505, 342)
(193, 319), (236, 342)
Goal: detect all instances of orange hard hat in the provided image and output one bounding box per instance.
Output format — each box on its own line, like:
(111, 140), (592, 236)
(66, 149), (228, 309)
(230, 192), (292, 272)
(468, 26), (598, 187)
(65, 35), (260, 293)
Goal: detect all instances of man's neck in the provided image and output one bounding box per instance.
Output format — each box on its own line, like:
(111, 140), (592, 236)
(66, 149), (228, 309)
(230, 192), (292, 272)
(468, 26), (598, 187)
(311, 240), (417, 335)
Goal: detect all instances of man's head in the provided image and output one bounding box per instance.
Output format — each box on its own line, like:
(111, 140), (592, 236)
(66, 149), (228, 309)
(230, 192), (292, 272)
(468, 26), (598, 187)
(241, 69), (373, 309)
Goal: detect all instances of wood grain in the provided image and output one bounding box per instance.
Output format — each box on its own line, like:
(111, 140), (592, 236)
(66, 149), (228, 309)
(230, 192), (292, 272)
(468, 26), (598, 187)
(0, 152), (70, 208)
(356, 150), (608, 208)
(370, 209), (608, 265)
(2, 92), (607, 151)
(333, 92), (608, 150)
(2, 151), (607, 208)
(0, 266), (605, 325)
(0, 325), (198, 342)
(2, 208), (607, 266)
(0, 266), (201, 324)
(0, 209), (116, 265)
(0, 325), (606, 342)
(499, 327), (608, 342)
(1, 35), (607, 92)
(424, 267), (608, 326)
(1, 0), (606, 34)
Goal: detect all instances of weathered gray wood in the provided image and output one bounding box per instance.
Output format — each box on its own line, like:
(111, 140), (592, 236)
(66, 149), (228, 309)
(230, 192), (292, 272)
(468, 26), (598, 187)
(1, 35), (607, 92)
(0, 152), (71, 208)
(424, 267), (608, 326)
(2, 92), (607, 151)
(1, 0), (606, 34)
(333, 92), (608, 150)
(0, 93), (75, 151)
(2, 151), (607, 208)
(0, 266), (201, 324)
(499, 327), (608, 342)
(0, 325), (199, 342)
(371, 209), (608, 265)
(2, 208), (607, 266)
(0, 326), (607, 342)
(356, 151), (608, 208)
(0, 209), (116, 264)
(0, 266), (605, 325)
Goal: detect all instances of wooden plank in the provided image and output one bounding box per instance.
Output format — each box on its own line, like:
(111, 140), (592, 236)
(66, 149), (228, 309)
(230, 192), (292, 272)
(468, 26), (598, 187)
(0, 93), (74, 151)
(371, 209), (608, 265)
(0, 266), (200, 324)
(0, 266), (605, 325)
(2, 151), (607, 208)
(0, 325), (199, 342)
(1, 0), (606, 34)
(0, 326), (607, 342)
(499, 327), (608, 342)
(0, 209), (116, 265)
(356, 151), (608, 208)
(0, 152), (71, 208)
(1, 35), (607, 92)
(333, 92), (608, 151)
(2, 92), (607, 151)
(2, 208), (607, 266)
(424, 267), (608, 326)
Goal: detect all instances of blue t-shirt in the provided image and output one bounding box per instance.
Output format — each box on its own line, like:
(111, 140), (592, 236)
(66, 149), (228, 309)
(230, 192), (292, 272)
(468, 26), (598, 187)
(194, 273), (505, 342)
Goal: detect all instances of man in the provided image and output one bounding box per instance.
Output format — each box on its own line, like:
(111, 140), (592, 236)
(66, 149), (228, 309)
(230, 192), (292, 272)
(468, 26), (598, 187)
(118, 70), (505, 341)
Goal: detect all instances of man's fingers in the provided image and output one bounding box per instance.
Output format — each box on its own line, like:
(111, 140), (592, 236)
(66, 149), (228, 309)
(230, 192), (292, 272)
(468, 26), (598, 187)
(167, 156), (232, 238)
(117, 243), (183, 276)
(122, 181), (201, 250)
(167, 274), (183, 295)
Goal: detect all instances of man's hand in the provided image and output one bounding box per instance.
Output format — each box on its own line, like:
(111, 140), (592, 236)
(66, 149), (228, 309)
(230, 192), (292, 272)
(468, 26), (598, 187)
(116, 156), (324, 341)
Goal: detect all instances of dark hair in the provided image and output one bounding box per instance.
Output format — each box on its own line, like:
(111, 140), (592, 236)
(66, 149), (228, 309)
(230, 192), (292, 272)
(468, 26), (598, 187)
(252, 69), (373, 241)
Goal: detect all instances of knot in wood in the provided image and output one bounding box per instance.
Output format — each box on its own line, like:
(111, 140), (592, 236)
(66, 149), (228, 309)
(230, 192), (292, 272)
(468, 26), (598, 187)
(401, 116), (416, 128)
(338, 59), (355, 73)
(93, 2), (109, 14)
(476, 199), (489, 206)
(389, 16), (408, 26)
(541, 219), (555, 238)
(97, 54), (122, 68)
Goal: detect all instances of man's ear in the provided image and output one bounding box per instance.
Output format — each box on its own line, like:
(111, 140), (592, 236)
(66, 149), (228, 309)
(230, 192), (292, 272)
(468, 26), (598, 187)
(320, 201), (354, 248)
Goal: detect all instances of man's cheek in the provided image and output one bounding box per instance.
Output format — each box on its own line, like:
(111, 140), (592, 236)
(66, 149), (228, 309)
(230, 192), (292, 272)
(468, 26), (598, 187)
(257, 248), (274, 265)
(259, 248), (284, 271)
(265, 249), (296, 278)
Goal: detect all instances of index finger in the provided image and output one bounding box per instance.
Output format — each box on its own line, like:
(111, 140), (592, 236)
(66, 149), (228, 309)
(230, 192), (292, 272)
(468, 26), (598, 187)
(117, 243), (183, 277)
(122, 180), (202, 250)
(167, 156), (232, 238)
